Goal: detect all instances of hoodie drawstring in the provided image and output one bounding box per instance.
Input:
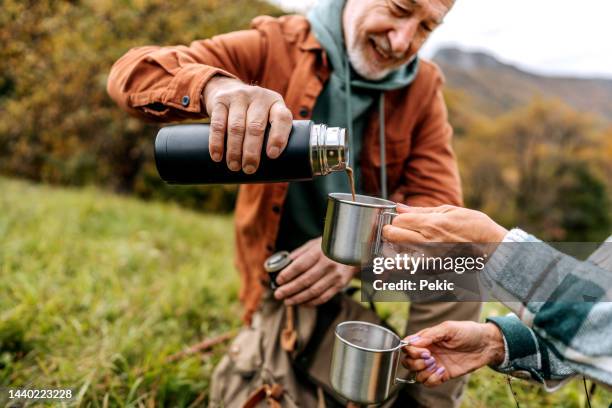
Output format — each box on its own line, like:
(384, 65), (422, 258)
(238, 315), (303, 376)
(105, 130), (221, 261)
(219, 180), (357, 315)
(344, 58), (388, 199)
(343, 58), (354, 169)
(378, 93), (387, 199)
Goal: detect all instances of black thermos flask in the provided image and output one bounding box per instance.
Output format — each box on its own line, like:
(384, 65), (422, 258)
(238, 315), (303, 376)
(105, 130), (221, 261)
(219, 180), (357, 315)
(154, 120), (349, 184)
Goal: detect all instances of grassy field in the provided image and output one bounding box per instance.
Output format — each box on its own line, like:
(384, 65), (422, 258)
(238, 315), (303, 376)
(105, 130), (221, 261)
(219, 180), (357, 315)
(1, 177), (610, 407)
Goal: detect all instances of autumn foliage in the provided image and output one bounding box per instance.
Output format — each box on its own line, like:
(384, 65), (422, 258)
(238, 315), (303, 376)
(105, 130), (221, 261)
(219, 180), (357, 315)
(0, 0), (281, 211)
(452, 96), (611, 241)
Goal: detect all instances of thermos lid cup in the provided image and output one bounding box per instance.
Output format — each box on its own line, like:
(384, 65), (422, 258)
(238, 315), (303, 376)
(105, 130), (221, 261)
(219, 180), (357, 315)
(264, 251), (292, 272)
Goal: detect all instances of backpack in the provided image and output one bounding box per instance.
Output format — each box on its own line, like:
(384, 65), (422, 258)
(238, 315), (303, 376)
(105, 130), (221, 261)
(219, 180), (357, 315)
(209, 288), (409, 407)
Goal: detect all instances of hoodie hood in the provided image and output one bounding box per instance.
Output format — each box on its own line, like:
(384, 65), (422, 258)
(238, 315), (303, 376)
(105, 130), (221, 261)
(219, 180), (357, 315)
(307, 0), (419, 92)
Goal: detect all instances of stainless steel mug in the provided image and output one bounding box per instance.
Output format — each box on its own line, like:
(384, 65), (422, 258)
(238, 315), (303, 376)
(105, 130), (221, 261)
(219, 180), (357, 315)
(322, 193), (397, 265)
(330, 321), (414, 404)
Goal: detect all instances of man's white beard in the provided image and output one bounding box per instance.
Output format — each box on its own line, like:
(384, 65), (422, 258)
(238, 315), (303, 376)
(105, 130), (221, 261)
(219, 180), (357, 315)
(347, 44), (393, 81)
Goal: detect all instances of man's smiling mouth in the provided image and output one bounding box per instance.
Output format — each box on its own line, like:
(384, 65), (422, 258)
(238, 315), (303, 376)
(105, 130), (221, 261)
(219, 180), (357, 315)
(369, 37), (391, 60)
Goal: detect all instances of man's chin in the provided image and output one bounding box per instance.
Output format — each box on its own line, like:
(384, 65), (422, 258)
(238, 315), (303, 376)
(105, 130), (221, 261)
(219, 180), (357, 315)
(348, 48), (407, 81)
(348, 52), (391, 81)
(358, 65), (397, 81)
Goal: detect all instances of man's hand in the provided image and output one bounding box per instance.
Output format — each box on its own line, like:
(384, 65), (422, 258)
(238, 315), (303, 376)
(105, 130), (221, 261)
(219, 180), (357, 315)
(273, 237), (358, 306)
(401, 321), (506, 387)
(203, 76), (293, 174)
(383, 205), (508, 244)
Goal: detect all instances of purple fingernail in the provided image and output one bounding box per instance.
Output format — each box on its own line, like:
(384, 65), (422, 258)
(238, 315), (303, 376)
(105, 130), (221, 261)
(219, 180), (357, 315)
(424, 357), (435, 367)
(420, 351), (431, 359)
(435, 366), (445, 375)
(407, 335), (421, 343)
(427, 363), (437, 372)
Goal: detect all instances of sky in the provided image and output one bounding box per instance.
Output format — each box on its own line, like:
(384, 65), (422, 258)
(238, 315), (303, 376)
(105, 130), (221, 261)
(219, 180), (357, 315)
(270, 0), (612, 78)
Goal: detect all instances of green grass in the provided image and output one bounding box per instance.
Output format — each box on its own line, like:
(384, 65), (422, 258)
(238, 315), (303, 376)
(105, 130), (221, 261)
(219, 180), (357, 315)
(0, 177), (610, 407)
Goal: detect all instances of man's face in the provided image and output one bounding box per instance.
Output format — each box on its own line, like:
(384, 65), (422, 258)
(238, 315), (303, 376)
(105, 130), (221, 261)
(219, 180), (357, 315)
(343, 0), (453, 80)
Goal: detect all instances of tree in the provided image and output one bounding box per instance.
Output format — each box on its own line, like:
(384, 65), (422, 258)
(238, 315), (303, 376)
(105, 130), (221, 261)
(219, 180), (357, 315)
(0, 0), (281, 211)
(451, 97), (611, 241)
(555, 162), (611, 241)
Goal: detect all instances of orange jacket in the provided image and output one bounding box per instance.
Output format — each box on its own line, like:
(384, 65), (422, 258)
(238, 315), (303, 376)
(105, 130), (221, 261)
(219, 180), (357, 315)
(107, 15), (462, 323)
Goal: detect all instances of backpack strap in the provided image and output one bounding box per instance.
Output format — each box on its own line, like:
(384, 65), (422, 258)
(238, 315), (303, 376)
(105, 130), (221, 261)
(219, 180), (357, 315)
(281, 305), (298, 352)
(242, 383), (284, 408)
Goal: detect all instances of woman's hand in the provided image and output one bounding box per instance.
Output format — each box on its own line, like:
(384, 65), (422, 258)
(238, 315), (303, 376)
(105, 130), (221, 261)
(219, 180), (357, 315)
(402, 321), (506, 387)
(383, 205), (508, 244)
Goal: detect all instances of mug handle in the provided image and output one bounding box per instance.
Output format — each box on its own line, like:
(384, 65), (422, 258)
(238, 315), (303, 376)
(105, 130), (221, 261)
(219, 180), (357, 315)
(395, 340), (417, 384)
(373, 210), (398, 256)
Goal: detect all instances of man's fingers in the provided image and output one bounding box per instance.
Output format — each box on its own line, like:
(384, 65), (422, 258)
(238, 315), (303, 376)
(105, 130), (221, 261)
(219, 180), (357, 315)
(267, 100), (293, 159)
(225, 100), (248, 172)
(275, 245), (319, 286)
(204, 81), (291, 168)
(274, 263), (325, 300)
(288, 238), (317, 262)
(285, 270), (336, 305)
(208, 103), (228, 162)
(242, 102), (269, 174)
(382, 225), (426, 244)
(305, 285), (339, 307)
(275, 238), (320, 286)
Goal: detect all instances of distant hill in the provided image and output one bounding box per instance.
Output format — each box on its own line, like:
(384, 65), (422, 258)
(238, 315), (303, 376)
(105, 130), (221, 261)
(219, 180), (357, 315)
(432, 47), (612, 121)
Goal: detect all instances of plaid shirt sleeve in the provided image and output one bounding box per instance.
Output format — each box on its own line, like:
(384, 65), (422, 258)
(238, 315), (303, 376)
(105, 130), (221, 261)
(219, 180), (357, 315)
(486, 314), (576, 390)
(480, 229), (612, 388)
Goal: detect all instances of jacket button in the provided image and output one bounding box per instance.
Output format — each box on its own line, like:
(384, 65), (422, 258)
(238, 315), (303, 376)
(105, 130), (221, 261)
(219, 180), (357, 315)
(181, 95), (190, 107)
(299, 107), (309, 117)
(272, 205), (281, 214)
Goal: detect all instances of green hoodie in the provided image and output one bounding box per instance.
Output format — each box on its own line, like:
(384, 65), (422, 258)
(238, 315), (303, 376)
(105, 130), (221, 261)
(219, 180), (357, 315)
(275, 0), (419, 251)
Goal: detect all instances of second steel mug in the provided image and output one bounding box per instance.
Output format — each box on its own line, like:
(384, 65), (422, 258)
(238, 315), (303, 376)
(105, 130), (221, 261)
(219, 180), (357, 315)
(330, 321), (414, 404)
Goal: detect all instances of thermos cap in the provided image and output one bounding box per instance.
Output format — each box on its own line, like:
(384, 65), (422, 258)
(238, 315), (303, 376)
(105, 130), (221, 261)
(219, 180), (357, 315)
(310, 124), (349, 176)
(264, 251), (292, 272)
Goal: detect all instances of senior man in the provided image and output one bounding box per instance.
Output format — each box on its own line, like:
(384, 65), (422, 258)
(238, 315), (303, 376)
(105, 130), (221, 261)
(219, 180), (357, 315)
(108, 0), (478, 406)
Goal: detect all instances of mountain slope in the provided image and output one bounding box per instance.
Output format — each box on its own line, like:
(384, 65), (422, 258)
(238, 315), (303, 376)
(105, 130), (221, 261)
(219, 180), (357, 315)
(433, 48), (612, 121)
